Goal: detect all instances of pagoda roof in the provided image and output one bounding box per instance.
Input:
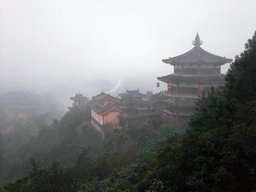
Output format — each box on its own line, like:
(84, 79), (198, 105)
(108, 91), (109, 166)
(118, 89), (145, 98)
(157, 74), (226, 84)
(162, 33), (232, 65)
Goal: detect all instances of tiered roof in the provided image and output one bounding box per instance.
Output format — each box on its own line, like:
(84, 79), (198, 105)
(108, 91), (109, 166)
(162, 33), (232, 65)
(158, 74), (226, 84)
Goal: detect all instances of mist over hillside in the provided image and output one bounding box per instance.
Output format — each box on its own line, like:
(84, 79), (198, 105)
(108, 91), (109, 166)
(1, 0), (255, 113)
(1, 73), (163, 112)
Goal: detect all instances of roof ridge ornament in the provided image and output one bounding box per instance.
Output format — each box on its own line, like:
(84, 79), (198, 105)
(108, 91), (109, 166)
(192, 32), (203, 48)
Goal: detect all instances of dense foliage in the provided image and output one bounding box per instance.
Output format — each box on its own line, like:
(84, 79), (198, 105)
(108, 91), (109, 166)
(1, 112), (186, 191)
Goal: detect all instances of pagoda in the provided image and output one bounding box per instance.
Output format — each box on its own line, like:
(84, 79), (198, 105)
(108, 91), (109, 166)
(69, 93), (89, 110)
(157, 33), (232, 124)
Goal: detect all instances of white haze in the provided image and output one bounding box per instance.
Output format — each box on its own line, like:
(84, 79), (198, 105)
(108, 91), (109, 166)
(109, 79), (122, 94)
(1, 0), (256, 110)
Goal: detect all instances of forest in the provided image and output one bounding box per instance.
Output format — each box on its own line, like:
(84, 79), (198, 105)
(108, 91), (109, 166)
(0, 31), (256, 191)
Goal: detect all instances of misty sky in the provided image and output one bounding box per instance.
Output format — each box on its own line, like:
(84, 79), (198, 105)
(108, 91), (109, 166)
(1, 0), (256, 109)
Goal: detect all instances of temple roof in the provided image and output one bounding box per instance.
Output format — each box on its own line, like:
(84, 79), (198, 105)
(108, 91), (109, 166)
(92, 92), (110, 101)
(118, 89), (145, 98)
(88, 101), (123, 114)
(88, 92), (122, 114)
(162, 33), (232, 65)
(70, 93), (88, 102)
(157, 74), (226, 84)
(91, 91), (119, 102)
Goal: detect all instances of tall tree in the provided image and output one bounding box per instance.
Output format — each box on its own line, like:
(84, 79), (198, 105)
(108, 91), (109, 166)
(225, 31), (256, 104)
(0, 133), (3, 171)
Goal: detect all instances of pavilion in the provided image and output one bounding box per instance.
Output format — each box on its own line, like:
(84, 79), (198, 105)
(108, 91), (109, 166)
(156, 33), (232, 124)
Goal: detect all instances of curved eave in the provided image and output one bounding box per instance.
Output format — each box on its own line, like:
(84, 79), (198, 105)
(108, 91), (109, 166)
(157, 74), (226, 84)
(162, 47), (232, 65)
(162, 59), (232, 65)
(162, 58), (173, 64)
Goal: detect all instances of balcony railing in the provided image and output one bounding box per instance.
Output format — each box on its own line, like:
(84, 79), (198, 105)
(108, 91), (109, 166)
(163, 91), (200, 99)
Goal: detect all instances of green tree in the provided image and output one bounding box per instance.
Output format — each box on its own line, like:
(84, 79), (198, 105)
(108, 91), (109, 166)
(4, 159), (74, 192)
(225, 31), (256, 105)
(0, 133), (3, 171)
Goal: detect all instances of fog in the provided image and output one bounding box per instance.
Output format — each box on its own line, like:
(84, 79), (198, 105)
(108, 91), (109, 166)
(1, 0), (256, 110)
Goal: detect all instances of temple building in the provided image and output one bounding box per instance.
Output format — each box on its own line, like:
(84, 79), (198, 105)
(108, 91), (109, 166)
(118, 89), (146, 101)
(69, 93), (89, 110)
(88, 92), (125, 137)
(156, 33), (232, 124)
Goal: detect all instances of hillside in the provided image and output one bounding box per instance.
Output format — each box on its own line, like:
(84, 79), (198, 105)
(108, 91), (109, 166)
(1, 31), (256, 192)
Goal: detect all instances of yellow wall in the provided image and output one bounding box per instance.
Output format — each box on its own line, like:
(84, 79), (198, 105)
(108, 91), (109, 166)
(91, 109), (120, 125)
(103, 111), (120, 124)
(91, 110), (104, 125)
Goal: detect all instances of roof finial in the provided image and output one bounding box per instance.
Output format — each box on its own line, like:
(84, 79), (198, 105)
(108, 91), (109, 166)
(192, 32), (203, 48)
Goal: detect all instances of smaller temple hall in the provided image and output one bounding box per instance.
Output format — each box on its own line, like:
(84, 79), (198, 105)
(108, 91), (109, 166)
(87, 92), (125, 136)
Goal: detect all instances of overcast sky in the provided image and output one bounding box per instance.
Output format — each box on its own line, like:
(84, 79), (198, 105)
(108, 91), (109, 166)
(1, 0), (256, 109)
